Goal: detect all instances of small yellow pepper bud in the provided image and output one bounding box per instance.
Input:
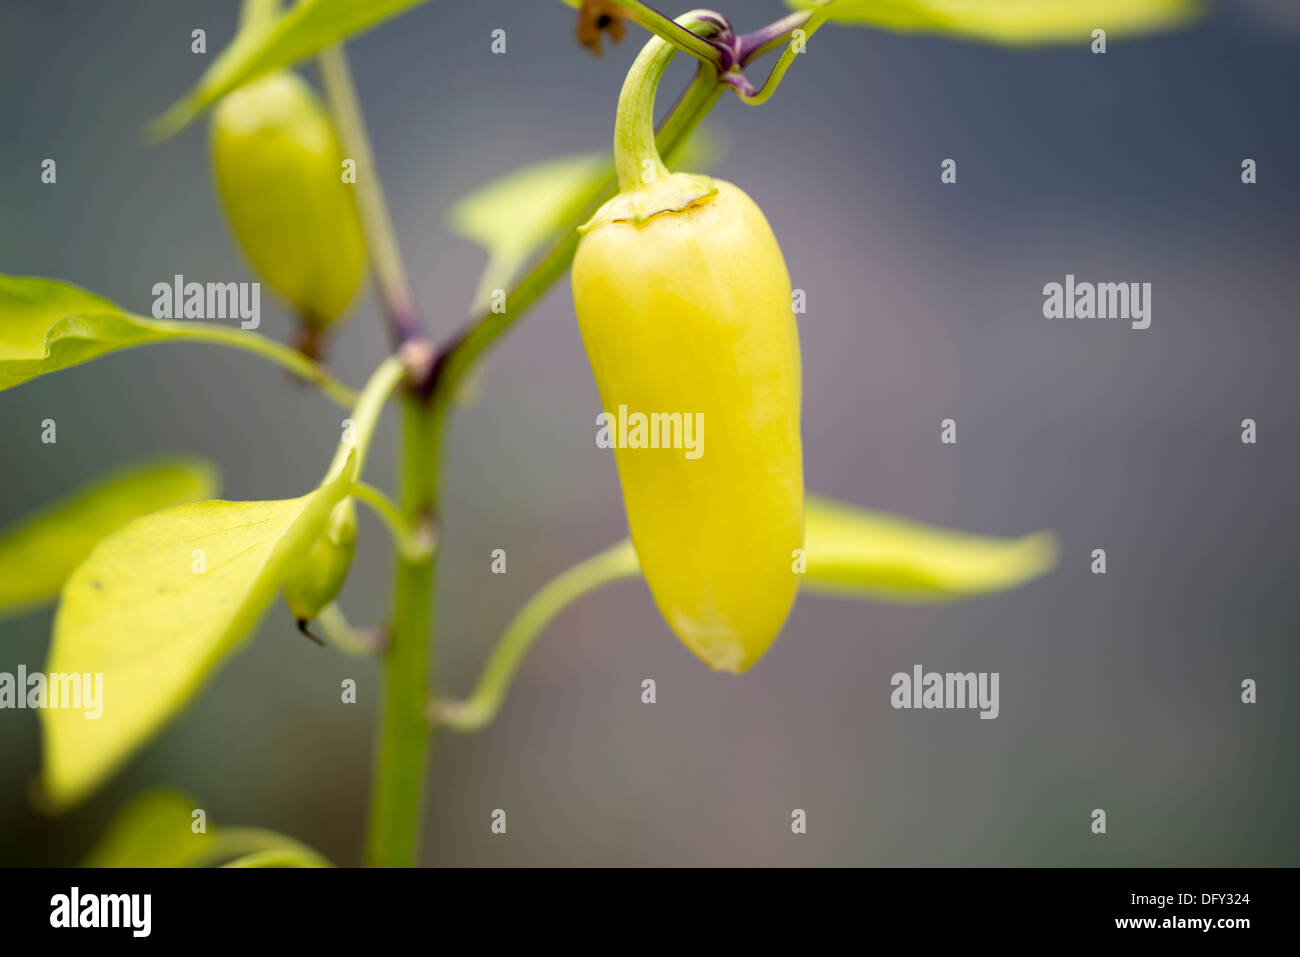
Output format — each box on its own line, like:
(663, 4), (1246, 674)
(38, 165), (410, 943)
(283, 498), (357, 627)
(211, 71), (365, 342)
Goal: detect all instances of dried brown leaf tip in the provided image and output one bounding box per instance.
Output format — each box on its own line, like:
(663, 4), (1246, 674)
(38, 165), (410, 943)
(577, 0), (627, 56)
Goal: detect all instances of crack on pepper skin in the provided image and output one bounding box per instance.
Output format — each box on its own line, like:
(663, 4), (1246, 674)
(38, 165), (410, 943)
(577, 0), (627, 56)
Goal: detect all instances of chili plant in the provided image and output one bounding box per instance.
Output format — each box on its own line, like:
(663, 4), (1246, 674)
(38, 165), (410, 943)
(0, 0), (1199, 867)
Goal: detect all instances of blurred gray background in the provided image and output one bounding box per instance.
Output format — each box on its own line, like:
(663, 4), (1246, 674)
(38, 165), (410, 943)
(1, 0), (1297, 866)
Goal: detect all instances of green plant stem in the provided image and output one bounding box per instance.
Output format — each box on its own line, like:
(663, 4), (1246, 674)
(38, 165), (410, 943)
(315, 602), (381, 656)
(317, 44), (426, 344)
(605, 2), (726, 70)
(732, 8), (831, 105)
(613, 28), (679, 190)
(366, 396), (441, 867)
(238, 0), (279, 31)
(323, 355), (405, 483)
(432, 540), (639, 733)
(154, 321), (358, 406)
(351, 481), (434, 561)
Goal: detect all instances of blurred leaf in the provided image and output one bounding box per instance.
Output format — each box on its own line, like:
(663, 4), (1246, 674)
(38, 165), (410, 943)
(0, 276), (180, 393)
(84, 790), (330, 867)
(41, 457), (356, 811)
(449, 129), (723, 313)
(0, 458), (218, 621)
(438, 496), (1055, 731)
(802, 494), (1058, 601)
(220, 847), (330, 868)
(451, 152), (609, 313)
(151, 0), (434, 140)
(789, 0), (1202, 46)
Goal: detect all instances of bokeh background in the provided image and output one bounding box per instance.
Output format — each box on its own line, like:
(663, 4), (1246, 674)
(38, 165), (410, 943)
(1, 0), (1297, 866)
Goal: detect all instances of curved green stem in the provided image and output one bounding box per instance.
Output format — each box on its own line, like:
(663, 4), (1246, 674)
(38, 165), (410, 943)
(431, 541), (639, 733)
(152, 321), (357, 407)
(324, 355), (404, 483)
(315, 602), (382, 656)
(351, 481), (435, 561)
(613, 12), (721, 192)
(732, 8), (832, 106)
(606, 1), (727, 69)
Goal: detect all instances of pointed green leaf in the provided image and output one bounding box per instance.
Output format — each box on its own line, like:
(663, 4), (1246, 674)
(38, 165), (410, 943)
(450, 130), (723, 313)
(801, 494), (1058, 601)
(41, 458), (356, 810)
(83, 790), (330, 867)
(151, 0), (434, 140)
(0, 457), (218, 620)
(789, 0), (1201, 46)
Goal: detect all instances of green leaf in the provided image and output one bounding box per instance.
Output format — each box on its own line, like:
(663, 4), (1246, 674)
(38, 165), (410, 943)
(83, 790), (330, 867)
(789, 0), (1202, 46)
(436, 495), (1056, 731)
(449, 130), (723, 313)
(0, 276), (180, 393)
(0, 457), (218, 621)
(0, 275), (359, 405)
(150, 0), (433, 140)
(801, 494), (1058, 602)
(41, 457), (356, 810)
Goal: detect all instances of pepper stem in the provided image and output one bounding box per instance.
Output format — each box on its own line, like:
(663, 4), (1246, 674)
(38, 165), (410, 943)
(614, 12), (724, 194)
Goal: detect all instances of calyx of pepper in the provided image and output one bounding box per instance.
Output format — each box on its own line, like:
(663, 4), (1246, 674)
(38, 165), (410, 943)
(579, 171), (718, 233)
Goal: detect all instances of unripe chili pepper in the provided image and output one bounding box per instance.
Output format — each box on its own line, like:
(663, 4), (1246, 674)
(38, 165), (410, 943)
(211, 71), (365, 354)
(571, 26), (803, 673)
(283, 498), (357, 633)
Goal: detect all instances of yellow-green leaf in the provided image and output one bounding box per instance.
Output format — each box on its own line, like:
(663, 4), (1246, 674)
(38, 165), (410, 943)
(41, 458), (356, 810)
(0, 457), (218, 620)
(0, 275), (356, 405)
(84, 790), (329, 867)
(151, 0), (433, 140)
(450, 130), (723, 313)
(0, 276), (180, 393)
(789, 0), (1202, 46)
(802, 494), (1058, 601)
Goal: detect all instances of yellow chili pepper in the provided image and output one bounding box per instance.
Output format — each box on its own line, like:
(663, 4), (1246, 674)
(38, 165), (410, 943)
(211, 71), (365, 346)
(571, 28), (803, 673)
